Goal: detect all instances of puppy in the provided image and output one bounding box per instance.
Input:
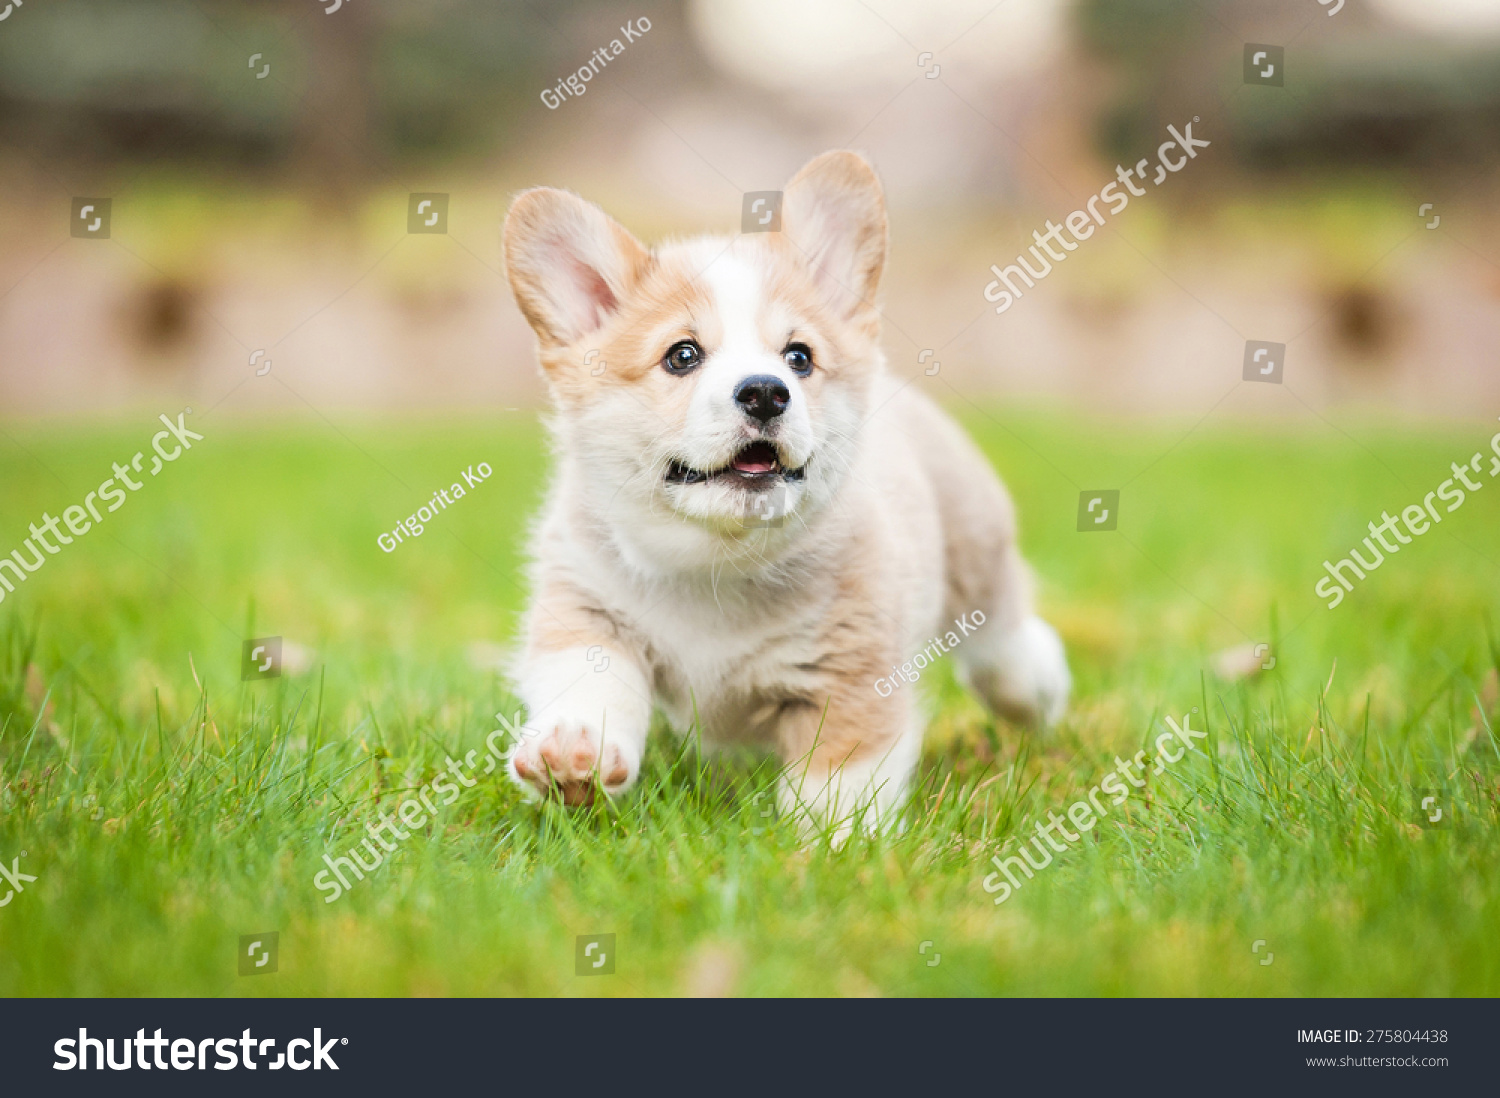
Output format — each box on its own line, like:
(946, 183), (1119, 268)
(501, 150), (1070, 841)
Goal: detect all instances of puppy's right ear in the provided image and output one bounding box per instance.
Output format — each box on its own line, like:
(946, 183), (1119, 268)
(503, 188), (650, 348)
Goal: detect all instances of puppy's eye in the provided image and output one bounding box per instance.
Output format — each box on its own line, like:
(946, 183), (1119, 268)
(782, 343), (813, 377)
(663, 340), (703, 375)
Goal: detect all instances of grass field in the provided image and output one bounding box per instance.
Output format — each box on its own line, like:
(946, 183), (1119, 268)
(0, 406), (1496, 996)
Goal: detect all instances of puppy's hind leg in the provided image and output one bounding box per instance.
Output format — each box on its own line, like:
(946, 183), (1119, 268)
(953, 548), (1070, 729)
(775, 693), (924, 847)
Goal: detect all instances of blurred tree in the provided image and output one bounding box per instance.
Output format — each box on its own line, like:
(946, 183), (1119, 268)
(0, 0), (593, 176)
(1073, 0), (1500, 178)
(294, 0), (376, 210)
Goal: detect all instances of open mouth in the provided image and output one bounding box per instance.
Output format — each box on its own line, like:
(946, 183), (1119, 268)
(665, 441), (807, 486)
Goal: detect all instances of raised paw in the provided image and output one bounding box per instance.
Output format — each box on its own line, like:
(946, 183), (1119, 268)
(508, 716), (638, 805)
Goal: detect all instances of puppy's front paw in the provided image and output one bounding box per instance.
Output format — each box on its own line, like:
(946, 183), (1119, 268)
(509, 716), (639, 805)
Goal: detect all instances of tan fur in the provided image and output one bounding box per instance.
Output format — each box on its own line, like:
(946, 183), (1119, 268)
(501, 151), (1070, 841)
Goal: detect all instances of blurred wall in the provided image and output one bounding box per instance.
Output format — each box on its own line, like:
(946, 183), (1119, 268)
(1, 0), (1498, 417)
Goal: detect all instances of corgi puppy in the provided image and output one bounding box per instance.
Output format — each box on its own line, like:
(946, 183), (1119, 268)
(501, 150), (1070, 841)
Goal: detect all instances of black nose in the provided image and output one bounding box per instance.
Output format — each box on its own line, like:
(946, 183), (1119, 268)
(733, 375), (791, 423)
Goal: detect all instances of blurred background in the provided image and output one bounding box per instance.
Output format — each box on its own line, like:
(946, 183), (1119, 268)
(2, 1), (1498, 1001)
(2, 0), (1499, 419)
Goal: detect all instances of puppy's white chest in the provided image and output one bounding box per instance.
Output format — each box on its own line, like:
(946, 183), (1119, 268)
(626, 583), (804, 739)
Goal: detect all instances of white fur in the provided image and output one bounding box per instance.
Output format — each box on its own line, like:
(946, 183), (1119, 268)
(508, 647), (653, 798)
(502, 153), (1071, 837)
(777, 708), (925, 845)
(957, 615), (1072, 729)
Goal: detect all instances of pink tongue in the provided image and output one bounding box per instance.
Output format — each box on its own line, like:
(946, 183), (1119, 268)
(731, 445), (777, 474)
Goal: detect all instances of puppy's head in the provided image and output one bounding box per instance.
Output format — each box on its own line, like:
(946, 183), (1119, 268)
(503, 151), (887, 561)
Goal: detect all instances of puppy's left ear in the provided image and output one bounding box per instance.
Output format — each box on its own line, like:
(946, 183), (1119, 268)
(781, 151), (888, 323)
(503, 187), (651, 348)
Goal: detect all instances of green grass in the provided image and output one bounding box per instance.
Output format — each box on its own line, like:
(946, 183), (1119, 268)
(0, 407), (1496, 996)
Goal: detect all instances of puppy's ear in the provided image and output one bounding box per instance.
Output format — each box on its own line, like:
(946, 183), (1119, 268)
(781, 151), (888, 322)
(503, 187), (651, 347)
